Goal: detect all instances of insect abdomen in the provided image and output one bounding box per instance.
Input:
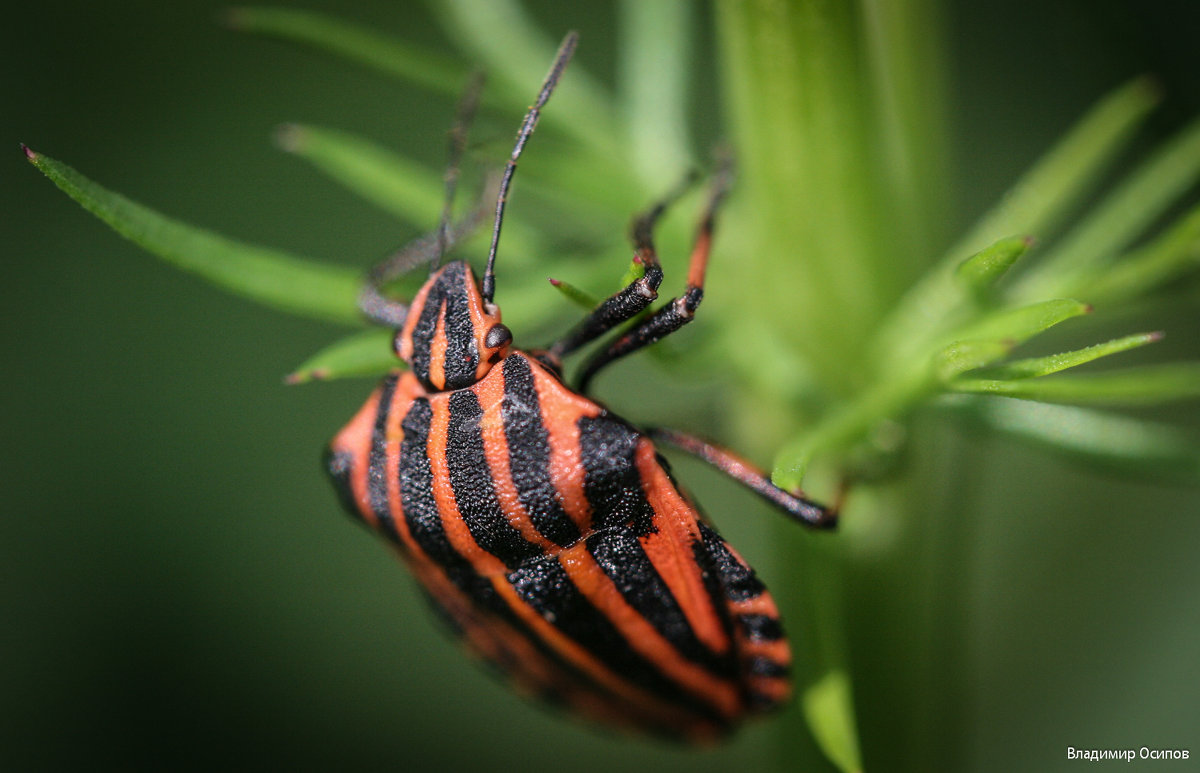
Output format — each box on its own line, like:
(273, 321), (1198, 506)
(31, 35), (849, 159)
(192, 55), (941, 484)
(326, 352), (791, 739)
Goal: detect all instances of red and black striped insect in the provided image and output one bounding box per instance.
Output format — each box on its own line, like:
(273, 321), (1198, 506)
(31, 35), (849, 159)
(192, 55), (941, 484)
(325, 32), (836, 742)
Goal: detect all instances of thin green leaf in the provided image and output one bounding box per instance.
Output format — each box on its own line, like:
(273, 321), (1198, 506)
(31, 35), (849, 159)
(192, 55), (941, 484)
(1016, 115), (1200, 300)
(287, 328), (395, 383)
(950, 363), (1200, 405)
(618, 256), (647, 287)
(970, 332), (1162, 380)
(547, 277), (599, 310)
(802, 670), (863, 773)
(1083, 202), (1200, 305)
(949, 397), (1200, 483)
(24, 147), (361, 324)
(934, 339), (1014, 382)
(431, 0), (621, 159)
(950, 298), (1091, 347)
(226, 7), (467, 98)
(870, 79), (1158, 369)
(278, 124), (550, 260)
(618, 0), (694, 187)
(954, 235), (1033, 296)
(953, 77), (1160, 258)
(277, 124), (445, 225)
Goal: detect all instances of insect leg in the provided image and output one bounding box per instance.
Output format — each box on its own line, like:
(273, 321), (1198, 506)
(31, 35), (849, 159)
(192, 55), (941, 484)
(647, 427), (837, 530)
(575, 165), (732, 391)
(543, 175), (699, 364)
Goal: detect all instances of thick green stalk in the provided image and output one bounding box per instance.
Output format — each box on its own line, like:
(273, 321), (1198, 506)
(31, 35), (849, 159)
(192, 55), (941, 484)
(716, 1), (950, 770)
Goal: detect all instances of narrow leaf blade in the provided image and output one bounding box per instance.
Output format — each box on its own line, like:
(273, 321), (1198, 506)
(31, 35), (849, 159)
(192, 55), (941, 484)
(227, 7), (466, 97)
(950, 298), (1090, 347)
(25, 147), (362, 324)
(870, 79), (1158, 369)
(973, 332), (1162, 380)
(1083, 202), (1200, 305)
(432, 0), (621, 158)
(1016, 115), (1200, 299)
(950, 363), (1200, 405)
(950, 397), (1200, 483)
(934, 339), (1014, 382)
(954, 235), (1033, 296)
(287, 328), (396, 383)
(802, 670), (863, 773)
(278, 124), (446, 225)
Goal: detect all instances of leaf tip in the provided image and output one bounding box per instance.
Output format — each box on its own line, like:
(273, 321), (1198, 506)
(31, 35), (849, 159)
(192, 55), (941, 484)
(274, 123), (307, 153)
(221, 7), (249, 30)
(547, 277), (561, 287)
(20, 143), (38, 162)
(285, 368), (328, 385)
(1147, 330), (1166, 343)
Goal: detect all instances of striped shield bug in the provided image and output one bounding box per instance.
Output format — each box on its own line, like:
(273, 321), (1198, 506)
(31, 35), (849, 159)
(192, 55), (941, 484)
(325, 32), (836, 742)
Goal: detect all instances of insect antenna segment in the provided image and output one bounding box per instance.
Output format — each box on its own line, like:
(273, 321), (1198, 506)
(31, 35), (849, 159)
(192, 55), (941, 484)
(481, 31), (579, 307)
(431, 70), (486, 273)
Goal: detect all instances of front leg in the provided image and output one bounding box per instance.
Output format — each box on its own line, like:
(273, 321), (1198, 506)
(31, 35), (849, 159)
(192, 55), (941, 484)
(576, 164), (731, 392)
(543, 175), (700, 365)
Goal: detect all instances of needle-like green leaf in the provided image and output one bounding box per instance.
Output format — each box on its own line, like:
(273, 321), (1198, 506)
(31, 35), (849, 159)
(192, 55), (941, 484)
(547, 277), (599, 310)
(1082, 203), (1200, 305)
(430, 0), (621, 159)
(277, 124), (446, 226)
(287, 328), (396, 383)
(1016, 116), (1200, 300)
(948, 298), (1091, 348)
(278, 124), (554, 261)
(950, 362), (1200, 405)
(24, 146), (362, 324)
(968, 332), (1162, 380)
(870, 79), (1159, 370)
(954, 235), (1034, 297)
(934, 339), (1015, 382)
(226, 7), (468, 98)
(950, 398), (1200, 483)
(802, 670), (863, 773)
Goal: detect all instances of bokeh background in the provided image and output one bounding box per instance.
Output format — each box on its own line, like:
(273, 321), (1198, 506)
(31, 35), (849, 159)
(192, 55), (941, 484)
(4, 1), (1199, 771)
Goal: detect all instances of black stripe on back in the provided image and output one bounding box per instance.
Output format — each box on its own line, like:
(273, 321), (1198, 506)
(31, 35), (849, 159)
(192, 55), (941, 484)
(409, 287), (441, 389)
(507, 552), (730, 727)
(745, 655), (790, 679)
(737, 614), (783, 642)
(439, 263), (480, 390)
(587, 527), (734, 679)
(501, 355), (581, 547)
(697, 523), (766, 602)
(366, 373), (401, 542)
(446, 389), (547, 569)
(578, 414), (656, 535)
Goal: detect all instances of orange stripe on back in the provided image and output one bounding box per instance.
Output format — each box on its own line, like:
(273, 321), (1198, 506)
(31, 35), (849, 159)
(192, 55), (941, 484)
(634, 441), (733, 658)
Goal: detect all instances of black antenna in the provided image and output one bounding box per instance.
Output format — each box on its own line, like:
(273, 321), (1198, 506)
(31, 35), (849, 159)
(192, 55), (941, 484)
(481, 31), (578, 305)
(432, 70), (486, 272)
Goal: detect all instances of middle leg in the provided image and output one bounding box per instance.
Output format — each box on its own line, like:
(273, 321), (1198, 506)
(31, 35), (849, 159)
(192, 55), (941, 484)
(576, 163), (732, 392)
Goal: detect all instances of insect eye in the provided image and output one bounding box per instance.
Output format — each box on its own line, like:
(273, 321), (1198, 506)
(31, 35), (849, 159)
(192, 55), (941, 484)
(485, 323), (512, 349)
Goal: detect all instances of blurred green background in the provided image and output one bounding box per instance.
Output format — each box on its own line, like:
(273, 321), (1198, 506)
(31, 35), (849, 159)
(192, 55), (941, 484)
(4, 1), (1199, 771)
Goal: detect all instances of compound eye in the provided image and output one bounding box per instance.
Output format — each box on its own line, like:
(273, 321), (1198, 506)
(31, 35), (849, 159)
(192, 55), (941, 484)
(484, 323), (512, 350)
